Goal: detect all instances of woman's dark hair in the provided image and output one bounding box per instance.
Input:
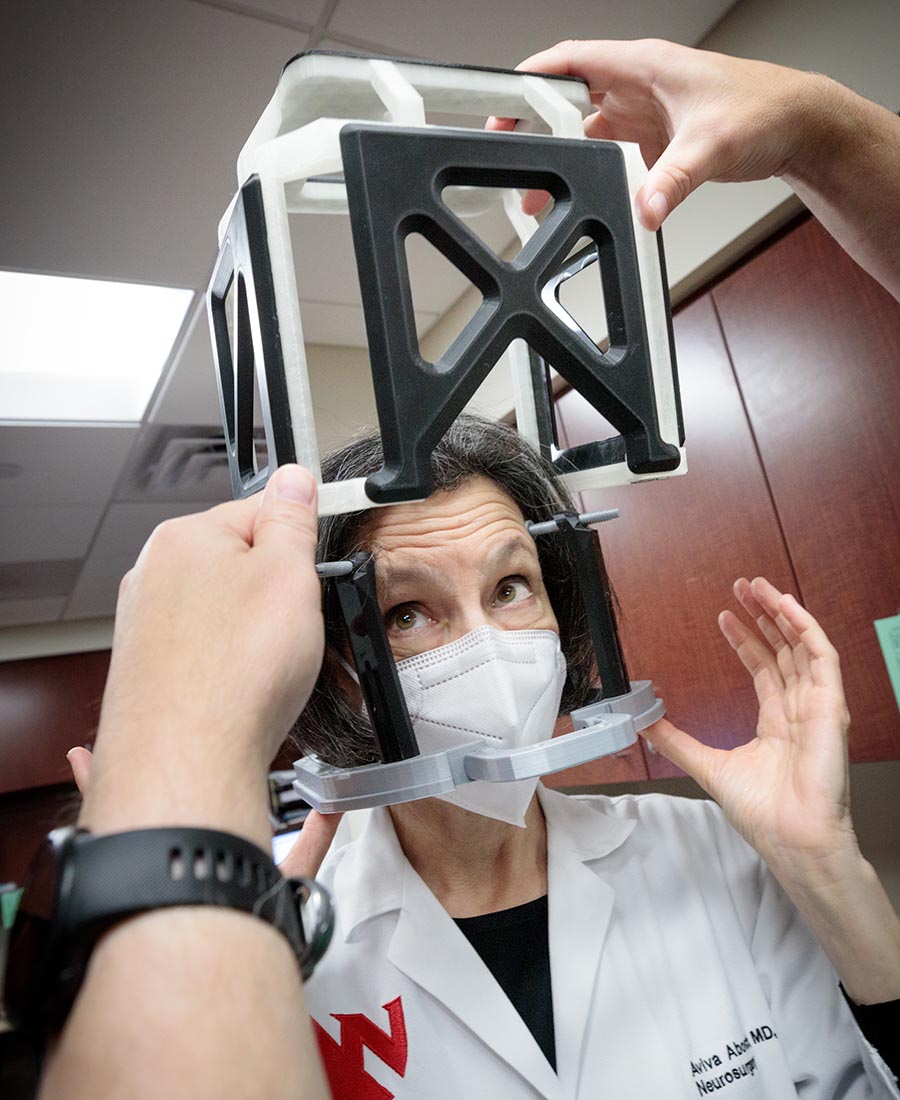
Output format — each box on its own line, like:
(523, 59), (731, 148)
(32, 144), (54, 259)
(290, 415), (595, 767)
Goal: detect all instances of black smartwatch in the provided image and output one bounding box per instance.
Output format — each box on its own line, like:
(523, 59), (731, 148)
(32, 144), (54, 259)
(4, 826), (334, 1035)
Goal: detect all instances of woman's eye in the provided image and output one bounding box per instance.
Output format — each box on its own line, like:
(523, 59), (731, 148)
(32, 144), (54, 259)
(387, 605), (429, 632)
(494, 578), (532, 606)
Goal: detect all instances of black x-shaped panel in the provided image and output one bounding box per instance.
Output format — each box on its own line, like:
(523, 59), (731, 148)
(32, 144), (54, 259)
(341, 124), (682, 505)
(207, 176), (297, 499)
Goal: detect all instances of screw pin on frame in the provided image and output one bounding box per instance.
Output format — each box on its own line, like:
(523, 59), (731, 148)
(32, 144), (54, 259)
(526, 508), (620, 538)
(314, 560), (355, 577)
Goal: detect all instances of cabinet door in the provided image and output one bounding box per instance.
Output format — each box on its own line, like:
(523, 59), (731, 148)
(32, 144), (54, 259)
(0, 650), (109, 795)
(713, 218), (900, 762)
(553, 295), (796, 780)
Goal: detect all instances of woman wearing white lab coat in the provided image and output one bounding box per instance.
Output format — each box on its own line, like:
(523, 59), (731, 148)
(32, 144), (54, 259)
(293, 432), (900, 1099)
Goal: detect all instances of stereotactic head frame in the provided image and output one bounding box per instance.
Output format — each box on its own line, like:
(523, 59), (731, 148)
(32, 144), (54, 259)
(207, 52), (680, 815)
(284, 511), (666, 816)
(207, 51), (685, 513)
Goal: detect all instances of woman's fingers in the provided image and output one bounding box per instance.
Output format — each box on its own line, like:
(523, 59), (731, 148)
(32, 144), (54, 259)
(718, 609), (785, 707)
(733, 577), (796, 678)
(774, 591), (845, 694)
(67, 746), (93, 795)
(485, 115), (516, 132)
(277, 810), (343, 880)
(640, 717), (723, 793)
(732, 577), (843, 699)
(732, 576), (808, 683)
(748, 577), (811, 679)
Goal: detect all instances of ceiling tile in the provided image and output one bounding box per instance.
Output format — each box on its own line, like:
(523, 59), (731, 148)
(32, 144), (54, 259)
(63, 553), (135, 621)
(1, 0), (307, 289)
(0, 504), (105, 563)
(0, 596), (67, 627)
(287, 203), (511, 315)
(0, 559), (83, 600)
(148, 304), (223, 426)
(291, 211), (371, 306)
(326, 1), (735, 68)
(0, 423), (138, 507)
(211, 0), (321, 26)
(89, 501), (223, 560)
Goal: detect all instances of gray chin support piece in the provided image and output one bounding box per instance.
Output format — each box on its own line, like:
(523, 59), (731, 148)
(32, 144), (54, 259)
(292, 680), (664, 814)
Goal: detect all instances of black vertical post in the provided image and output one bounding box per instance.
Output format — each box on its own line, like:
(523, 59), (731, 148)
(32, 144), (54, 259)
(553, 514), (630, 699)
(333, 554), (421, 763)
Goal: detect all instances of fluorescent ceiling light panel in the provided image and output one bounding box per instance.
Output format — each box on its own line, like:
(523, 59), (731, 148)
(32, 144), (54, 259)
(0, 272), (193, 422)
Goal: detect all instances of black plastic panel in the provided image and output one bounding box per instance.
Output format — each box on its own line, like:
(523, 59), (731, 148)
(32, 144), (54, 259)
(207, 176), (296, 499)
(551, 517), (629, 700)
(334, 555), (420, 763)
(340, 124), (681, 505)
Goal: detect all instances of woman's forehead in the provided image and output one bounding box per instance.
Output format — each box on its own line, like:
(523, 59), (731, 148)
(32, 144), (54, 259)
(363, 475), (530, 553)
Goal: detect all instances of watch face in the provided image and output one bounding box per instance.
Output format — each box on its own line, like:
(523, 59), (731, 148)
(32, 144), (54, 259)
(290, 877), (334, 981)
(4, 828), (73, 1030)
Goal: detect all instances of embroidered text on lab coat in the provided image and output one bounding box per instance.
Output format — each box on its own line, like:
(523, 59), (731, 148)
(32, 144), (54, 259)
(690, 1024), (778, 1094)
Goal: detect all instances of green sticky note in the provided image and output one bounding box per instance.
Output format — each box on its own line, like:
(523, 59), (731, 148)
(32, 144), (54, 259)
(1, 886), (23, 931)
(875, 614), (900, 713)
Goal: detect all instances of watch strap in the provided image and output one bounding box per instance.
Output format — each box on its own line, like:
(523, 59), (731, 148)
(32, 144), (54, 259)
(63, 828), (304, 953)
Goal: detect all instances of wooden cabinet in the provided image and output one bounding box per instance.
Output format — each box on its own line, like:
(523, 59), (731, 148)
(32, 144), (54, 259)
(712, 218), (900, 764)
(0, 650), (109, 796)
(0, 650), (109, 883)
(551, 217), (900, 784)
(554, 294), (797, 780)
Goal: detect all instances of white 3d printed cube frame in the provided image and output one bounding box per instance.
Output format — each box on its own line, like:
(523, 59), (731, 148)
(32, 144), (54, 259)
(209, 51), (686, 517)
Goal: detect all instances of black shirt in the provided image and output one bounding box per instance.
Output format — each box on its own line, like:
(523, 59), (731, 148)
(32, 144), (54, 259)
(454, 894), (556, 1072)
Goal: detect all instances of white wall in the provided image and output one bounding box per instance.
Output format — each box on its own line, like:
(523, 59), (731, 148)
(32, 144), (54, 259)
(305, 343), (379, 453)
(702, 0), (900, 108)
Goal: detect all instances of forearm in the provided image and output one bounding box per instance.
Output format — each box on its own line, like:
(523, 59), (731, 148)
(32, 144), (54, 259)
(79, 727), (274, 848)
(41, 908), (329, 1100)
(43, 737), (330, 1100)
(769, 848), (900, 1006)
(783, 73), (900, 300)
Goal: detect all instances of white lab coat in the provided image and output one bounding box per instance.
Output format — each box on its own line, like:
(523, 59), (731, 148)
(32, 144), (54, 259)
(306, 785), (899, 1099)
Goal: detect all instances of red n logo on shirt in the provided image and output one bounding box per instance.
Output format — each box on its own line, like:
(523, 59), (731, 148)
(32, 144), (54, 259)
(313, 996), (408, 1100)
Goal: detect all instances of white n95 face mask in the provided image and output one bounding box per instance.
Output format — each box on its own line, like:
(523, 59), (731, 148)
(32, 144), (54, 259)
(394, 626), (567, 827)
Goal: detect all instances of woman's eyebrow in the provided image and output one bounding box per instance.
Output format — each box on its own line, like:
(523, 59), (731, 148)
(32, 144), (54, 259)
(479, 536), (539, 578)
(375, 556), (447, 594)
